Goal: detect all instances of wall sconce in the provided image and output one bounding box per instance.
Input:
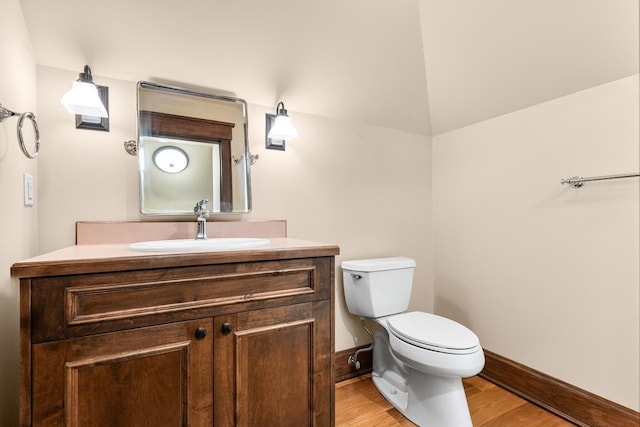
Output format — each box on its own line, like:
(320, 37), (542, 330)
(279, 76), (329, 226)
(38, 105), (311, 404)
(60, 65), (110, 131)
(265, 101), (298, 151)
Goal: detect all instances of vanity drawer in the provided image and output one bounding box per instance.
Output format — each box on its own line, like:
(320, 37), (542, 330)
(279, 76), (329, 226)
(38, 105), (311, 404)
(29, 257), (333, 343)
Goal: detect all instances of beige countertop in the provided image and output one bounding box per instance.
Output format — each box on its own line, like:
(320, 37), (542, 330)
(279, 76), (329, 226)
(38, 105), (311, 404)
(12, 238), (340, 278)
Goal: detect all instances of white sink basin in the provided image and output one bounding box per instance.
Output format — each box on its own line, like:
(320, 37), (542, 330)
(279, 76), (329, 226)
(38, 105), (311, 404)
(129, 238), (270, 252)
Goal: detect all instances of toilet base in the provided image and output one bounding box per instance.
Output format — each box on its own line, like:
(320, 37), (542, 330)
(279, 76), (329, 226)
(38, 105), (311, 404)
(372, 368), (473, 427)
(371, 328), (474, 426)
(372, 369), (473, 427)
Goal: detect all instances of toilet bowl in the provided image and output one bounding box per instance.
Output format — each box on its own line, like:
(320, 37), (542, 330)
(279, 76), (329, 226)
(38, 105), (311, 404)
(342, 257), (484, 427)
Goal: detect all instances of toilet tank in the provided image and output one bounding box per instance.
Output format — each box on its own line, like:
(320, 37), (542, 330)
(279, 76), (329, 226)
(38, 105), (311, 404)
(342, 257), (416, 318)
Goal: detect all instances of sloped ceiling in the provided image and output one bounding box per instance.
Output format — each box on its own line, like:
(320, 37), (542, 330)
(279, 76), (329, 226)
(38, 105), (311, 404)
(419, 0), (639, 135)
(20, 0), (639, 136)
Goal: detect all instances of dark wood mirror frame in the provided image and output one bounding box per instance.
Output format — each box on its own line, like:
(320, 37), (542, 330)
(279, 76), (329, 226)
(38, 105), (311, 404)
(139, 110), (234, 211)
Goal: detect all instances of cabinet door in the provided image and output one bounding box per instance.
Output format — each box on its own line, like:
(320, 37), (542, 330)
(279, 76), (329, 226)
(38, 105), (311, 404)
(32, 319), (213, 427)
(214, 301), (332, 427)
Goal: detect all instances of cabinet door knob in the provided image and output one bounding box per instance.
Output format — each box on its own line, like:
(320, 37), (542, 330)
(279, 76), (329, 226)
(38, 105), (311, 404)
(221, 322), (233, 334)
(195, 327), (208, 339)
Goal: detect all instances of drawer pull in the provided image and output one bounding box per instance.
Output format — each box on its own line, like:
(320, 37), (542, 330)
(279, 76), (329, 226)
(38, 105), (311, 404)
(221, 323), (233, 335)
(195, 327), (208, 339)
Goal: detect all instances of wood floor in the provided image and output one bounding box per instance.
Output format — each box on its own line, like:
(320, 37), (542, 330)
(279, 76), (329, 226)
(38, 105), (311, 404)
(335, 374), (574, 426)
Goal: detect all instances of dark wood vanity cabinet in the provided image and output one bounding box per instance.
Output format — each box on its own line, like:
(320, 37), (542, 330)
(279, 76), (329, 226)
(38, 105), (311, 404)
(32, 318), (215, 426)
(214, 301), (332, 426)
(13, 246), (337, 427)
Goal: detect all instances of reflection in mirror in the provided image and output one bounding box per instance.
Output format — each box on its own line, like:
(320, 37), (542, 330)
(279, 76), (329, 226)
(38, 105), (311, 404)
(153, 146), (189, 173)
(137, 81), (252, 215)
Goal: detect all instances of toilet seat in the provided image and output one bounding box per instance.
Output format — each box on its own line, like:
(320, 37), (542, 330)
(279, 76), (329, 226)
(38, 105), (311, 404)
(387, 312), (480, 355)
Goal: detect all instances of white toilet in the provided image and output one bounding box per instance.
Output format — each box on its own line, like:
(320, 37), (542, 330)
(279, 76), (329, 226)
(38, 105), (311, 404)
(342, 257), (484, 427)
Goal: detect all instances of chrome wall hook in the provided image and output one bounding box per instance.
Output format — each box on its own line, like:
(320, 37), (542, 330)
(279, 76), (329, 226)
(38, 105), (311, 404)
(0, 103), (40, 159)
(232, 153), (259, 165)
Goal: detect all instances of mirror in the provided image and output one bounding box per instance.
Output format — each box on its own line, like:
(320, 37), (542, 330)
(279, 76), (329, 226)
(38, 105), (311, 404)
(137, 81), (252, 214)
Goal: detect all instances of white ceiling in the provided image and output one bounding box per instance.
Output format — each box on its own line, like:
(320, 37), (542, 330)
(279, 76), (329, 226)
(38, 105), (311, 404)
(20, 0), (639, 136)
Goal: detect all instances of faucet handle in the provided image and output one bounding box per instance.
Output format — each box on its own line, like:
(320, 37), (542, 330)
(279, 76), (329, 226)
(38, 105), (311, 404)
(194, 199), (209, 214)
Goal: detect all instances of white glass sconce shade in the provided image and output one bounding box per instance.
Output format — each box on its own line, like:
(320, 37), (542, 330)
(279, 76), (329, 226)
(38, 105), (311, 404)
(265, 101), (297, 151)
(267, 113), (298, 141)
(61, 81), (108, 118)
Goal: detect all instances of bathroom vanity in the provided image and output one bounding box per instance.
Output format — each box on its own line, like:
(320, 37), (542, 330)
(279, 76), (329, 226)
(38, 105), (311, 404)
(12, 236), (339, 426)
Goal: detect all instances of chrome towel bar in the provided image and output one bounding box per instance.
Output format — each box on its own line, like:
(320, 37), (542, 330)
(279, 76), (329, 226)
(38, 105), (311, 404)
(561, 172), (640, 188)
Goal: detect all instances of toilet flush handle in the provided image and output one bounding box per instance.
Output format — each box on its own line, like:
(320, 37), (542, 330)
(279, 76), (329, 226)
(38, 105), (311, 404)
(350, 274), (362, 280)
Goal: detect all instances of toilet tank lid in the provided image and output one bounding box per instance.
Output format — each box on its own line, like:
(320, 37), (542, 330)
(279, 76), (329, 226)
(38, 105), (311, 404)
(341, 257), (416, 272)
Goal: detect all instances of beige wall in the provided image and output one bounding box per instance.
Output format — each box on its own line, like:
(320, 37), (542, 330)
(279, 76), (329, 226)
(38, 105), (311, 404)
(433, 75), (639, 410)
(247, 107), (434, 350)
(36, 66), (139, 253)
(35, 66), (434, 353)
(0, 0), (38, 425)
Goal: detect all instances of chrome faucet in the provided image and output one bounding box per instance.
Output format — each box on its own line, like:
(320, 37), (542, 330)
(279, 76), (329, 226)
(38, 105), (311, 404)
(194, 199), (209, 240)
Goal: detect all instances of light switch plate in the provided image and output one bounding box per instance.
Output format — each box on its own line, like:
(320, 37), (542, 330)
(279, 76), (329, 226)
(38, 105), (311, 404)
(23, 173), (34, 206)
